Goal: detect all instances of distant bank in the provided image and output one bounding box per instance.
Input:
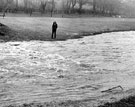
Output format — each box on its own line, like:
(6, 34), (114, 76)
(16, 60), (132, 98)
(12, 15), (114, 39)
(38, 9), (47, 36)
(0, 17), (135, 41)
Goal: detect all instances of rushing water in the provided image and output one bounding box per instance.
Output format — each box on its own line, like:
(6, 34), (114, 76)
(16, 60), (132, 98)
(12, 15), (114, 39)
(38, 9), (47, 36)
(1, 31), (135, 106)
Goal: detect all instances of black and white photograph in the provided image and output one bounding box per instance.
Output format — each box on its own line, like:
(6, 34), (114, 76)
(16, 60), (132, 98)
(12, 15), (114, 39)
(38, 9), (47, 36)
(0, 0), (135, 107)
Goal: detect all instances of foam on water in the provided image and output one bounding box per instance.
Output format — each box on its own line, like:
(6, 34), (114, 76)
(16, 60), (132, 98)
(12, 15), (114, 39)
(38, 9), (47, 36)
(1, 32), (135, 106)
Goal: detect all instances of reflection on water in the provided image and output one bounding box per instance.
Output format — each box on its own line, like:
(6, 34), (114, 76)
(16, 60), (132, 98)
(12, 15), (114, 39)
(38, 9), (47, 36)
(1, 31), (135, 106)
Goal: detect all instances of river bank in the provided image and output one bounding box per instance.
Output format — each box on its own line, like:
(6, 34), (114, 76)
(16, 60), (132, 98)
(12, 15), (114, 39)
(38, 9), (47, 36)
(1, 17), (135, 41)
(99, 96), (135, 107)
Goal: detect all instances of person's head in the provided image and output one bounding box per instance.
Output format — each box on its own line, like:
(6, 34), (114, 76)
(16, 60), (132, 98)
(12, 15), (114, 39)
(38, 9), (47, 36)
(53, 21), (57, 24)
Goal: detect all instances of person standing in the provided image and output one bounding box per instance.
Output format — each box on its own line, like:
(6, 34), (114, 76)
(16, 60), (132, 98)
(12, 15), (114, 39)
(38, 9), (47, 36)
(52, 21), (58, 39)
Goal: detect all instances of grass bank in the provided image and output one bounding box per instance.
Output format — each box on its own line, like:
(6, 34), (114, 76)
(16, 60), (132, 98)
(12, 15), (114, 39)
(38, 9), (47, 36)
(5, 96), (135, 107)
(0, 17), (135, 41)
(99, 96), (135, 107)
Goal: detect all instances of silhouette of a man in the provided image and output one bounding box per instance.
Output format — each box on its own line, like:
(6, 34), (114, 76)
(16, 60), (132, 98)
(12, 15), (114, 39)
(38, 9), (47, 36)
(52, 21), (58, 39)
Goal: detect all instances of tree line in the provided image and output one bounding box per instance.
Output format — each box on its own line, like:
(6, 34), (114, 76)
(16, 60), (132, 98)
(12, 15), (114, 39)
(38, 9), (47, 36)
(0, 0), (132, 17)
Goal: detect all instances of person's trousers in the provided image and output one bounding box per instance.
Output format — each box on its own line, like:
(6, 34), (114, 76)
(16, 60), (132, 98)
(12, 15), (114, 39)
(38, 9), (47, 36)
(52, 31), (56, 39)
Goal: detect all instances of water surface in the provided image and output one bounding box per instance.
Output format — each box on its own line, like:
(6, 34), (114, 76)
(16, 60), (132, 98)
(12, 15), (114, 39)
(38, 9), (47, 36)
(1, 31), (135, 106)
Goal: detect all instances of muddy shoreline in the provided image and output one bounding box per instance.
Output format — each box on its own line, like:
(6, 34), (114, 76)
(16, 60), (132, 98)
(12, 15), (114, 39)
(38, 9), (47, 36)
(99, 96), (135, 107)
(5, 95), (135, 107)
(0, 22), (135, 42)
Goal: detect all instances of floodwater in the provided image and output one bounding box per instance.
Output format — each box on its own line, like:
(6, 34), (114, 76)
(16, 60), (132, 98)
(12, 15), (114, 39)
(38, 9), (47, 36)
(1, 31), (135, 106)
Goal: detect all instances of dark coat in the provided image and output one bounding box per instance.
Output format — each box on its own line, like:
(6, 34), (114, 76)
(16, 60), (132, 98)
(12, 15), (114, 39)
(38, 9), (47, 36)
(52, 22), (58, 32)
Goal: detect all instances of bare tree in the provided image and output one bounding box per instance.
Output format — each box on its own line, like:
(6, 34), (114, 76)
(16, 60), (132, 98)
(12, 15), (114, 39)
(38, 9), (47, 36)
(122, 0), (135, 17)
(64, 0), (72, 14)
(93, 0), (97, 13)
(71, 0), (77, 13)
(15, 0), (18, 11)
(50, 0), (55, 17)
(23, 0), (28, 12)
(40, 0), (48, 14)
(0, 0), (123, 16)
(77, 0), (88, 14)
(23, 0), (34, 16)
(0, 0), (5, 12)
(28, 0), (33, 16)
(92, 0), (122, 15)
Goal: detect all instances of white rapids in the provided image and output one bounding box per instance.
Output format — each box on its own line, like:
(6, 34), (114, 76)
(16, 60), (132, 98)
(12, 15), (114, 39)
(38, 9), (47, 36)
(1, 31), (135, 106)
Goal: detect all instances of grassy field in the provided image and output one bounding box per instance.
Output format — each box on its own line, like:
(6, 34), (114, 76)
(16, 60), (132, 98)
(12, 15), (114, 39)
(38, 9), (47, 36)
(0, 17), (135, 41)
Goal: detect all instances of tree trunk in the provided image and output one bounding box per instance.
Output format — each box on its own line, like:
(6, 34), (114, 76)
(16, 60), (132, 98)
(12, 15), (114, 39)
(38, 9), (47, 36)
(16, 0), (18, 11)
(93, 0), (96, 13)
